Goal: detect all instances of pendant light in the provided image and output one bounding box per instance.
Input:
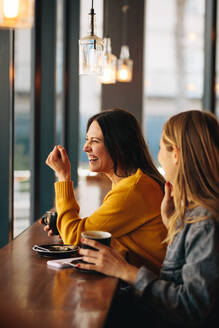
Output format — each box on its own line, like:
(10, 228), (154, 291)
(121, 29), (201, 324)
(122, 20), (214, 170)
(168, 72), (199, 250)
(0, 0), (34, 29)
(100, 37), (117, 84)
(100, 0), (117, 84)
(79, 0), (104, 75)
(117, 3), (133, 82)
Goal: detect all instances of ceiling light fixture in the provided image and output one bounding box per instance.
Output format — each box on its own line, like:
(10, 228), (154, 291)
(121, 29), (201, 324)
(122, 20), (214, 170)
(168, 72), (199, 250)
(79, 0), (104, 75)
(100, 0), (117, 84)
(0, 0), (34, 29)
(100, 37), (117, 84)
(117, 3), (133, 83)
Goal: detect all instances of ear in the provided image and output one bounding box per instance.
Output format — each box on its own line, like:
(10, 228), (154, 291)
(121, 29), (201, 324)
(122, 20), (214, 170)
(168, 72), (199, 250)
(172, 145), (179, 165)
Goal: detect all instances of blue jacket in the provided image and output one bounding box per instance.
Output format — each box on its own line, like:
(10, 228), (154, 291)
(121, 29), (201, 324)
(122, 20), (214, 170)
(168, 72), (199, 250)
(135, 206), (219, 327)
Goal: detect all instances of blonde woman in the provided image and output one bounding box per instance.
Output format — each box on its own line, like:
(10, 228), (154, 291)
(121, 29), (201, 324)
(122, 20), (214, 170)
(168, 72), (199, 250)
(79, 110), (219, 327)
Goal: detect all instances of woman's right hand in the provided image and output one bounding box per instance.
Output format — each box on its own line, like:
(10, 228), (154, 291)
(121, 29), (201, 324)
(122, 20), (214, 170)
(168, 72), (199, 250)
(161, 181), (175, 228)
(42, 222), (55, 236)
(78, 238), (139, 284)
(38, 219), (62, 238)
(46, 145), (71, 181)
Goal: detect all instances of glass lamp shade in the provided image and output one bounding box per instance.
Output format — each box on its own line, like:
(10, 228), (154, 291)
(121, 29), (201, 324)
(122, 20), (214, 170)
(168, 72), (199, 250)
(79, 34), (104, 75)
(117, 59), (133, 82)
(100, 38), (117, 84)
(100, 53), (117, 84)
(117, 45), (133, 82)
(0, 0), (34, 29)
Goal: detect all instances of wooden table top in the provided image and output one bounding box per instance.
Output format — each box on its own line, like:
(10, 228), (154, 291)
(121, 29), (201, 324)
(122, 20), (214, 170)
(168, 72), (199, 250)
(0, 222), (118, 328)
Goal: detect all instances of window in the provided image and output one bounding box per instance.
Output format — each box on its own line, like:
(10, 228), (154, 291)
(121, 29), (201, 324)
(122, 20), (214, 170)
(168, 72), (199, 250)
(78, 0), (104, 216)
(14, 29), (32, 237)
(143, 0), (205, 166)
(79, 0), (103, 172)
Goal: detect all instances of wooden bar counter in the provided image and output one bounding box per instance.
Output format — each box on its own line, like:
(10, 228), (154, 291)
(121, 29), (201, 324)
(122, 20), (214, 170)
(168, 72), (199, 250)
(0, 222), (118, 328)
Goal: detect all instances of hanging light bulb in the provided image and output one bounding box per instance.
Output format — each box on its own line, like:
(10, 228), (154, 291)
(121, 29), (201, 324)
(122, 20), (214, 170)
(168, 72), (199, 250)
(117, 4), (133, 83)
(100, 37), (117, 84)
(79, 0), (104, 75)
(117, 45), (133, 82)
(0, 0), (35, 29)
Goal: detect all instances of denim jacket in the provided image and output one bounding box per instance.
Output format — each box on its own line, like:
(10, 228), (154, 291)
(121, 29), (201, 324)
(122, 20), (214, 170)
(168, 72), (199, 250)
(134, 206), (219, 327)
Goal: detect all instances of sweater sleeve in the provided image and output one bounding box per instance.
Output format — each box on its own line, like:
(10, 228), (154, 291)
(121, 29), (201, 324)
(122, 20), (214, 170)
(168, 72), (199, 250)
(134, 219), (219, 326)
(55, 178), (160, 246)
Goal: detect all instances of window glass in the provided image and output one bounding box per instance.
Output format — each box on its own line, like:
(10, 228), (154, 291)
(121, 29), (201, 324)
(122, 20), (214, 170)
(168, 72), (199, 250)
(79, 0), (103, 173)
(14, 29), (31, 237)
(143, 0), (205, 167)
(78, 0), (103, 217)
(14, 2), (64, 237)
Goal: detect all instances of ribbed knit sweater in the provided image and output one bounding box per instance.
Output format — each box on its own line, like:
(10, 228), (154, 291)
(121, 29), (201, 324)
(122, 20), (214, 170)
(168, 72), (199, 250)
(55, 169), (167, 273)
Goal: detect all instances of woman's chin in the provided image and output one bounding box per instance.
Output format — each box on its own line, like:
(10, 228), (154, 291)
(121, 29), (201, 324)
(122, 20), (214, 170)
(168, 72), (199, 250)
(89, 164), (99, 172)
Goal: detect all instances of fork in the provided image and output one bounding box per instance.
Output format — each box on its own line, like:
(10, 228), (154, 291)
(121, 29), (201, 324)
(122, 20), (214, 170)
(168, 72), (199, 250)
(33, 245), (52, 252)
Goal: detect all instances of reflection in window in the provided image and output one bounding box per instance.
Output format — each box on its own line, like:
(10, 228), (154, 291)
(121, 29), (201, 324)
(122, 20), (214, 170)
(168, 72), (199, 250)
(14, 29), (31, 237)
(143, 0), (204, 166)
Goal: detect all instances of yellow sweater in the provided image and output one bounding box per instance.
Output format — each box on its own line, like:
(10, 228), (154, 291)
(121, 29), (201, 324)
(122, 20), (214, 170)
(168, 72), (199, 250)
(55, 169), (167, 274)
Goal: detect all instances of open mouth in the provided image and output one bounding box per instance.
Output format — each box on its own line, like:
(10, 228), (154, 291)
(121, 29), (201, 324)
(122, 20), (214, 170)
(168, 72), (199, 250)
(88, 157), (98, 162)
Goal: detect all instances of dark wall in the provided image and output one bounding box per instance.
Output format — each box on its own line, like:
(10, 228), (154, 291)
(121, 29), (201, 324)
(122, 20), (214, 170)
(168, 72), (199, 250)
(102, 0), (145, 124)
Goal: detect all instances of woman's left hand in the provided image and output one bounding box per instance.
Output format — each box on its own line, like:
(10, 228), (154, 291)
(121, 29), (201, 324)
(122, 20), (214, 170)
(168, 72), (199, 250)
(161, 181), (174, 228)
(78, 238), (138, 284)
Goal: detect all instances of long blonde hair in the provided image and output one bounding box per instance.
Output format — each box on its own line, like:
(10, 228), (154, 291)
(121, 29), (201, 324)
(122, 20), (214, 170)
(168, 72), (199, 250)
(162, 110), (219, 244)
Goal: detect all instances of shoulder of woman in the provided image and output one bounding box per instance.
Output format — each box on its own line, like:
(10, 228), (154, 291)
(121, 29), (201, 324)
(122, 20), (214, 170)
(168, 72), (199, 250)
(184, 207), (219, 241)
(172, 207), (218, 244)
(185, 206), (217, 225)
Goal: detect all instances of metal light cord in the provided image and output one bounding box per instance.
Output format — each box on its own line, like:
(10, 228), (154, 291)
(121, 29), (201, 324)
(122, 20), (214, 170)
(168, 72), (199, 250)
(90, 0), (95, 35)
(122, 3), (129, 45)
(104, 0), (109, 38)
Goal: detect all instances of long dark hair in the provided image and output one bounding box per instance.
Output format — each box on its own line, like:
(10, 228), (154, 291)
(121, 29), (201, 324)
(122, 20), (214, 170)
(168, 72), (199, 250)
(87, 108), (165, 189)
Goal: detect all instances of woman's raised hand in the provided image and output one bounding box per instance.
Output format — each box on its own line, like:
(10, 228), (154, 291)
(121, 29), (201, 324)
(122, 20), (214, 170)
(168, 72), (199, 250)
(78, 238), (138, 284)
(46, 145), (71, 182)
(161, 181), (175, 228)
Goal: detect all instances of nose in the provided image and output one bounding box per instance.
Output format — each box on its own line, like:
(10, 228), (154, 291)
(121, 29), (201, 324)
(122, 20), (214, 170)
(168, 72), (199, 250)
(83, 140), (91, 152)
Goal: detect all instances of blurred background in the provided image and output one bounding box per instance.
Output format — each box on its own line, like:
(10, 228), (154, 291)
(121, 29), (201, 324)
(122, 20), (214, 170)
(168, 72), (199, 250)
(1, 0), (218, 243)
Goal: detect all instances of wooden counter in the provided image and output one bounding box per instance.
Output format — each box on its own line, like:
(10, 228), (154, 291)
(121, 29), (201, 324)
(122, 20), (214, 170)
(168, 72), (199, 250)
(0, 222), (118, 328)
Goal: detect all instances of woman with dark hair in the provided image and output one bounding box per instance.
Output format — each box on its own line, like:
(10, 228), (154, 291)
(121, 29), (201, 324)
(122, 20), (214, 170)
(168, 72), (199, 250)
(86, 109), (164, 187)
(44, 108), (167, 272)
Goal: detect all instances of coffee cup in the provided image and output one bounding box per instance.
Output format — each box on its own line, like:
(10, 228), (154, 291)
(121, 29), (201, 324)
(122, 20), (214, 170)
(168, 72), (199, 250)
(41, 211), (59, 235)
(81, 231), (112, 250)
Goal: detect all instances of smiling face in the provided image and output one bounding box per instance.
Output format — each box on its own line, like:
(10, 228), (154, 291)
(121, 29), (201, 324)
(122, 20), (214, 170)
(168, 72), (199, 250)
(83, 120), (114, 175)
(158, 137), (179, 183)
